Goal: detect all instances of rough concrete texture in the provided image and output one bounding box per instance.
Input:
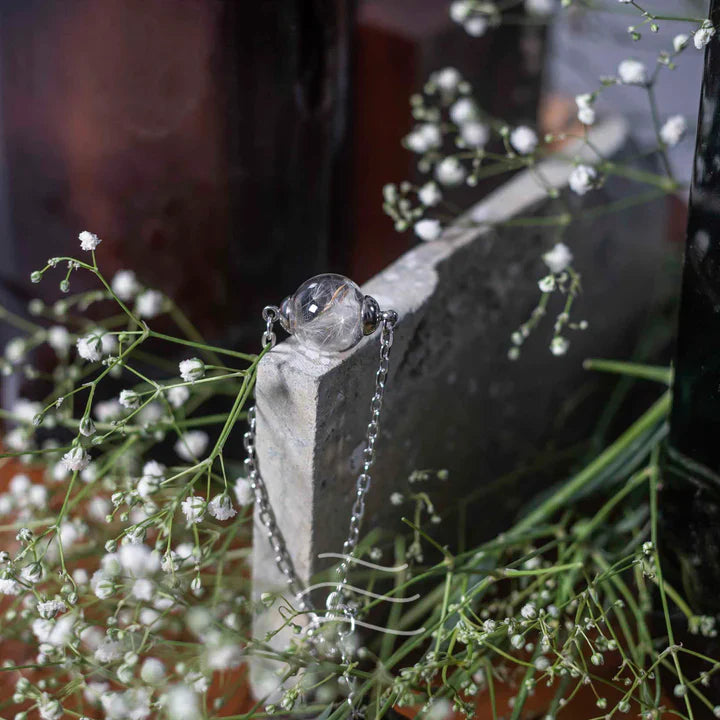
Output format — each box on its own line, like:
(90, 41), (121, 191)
(251, 116), (671, 689)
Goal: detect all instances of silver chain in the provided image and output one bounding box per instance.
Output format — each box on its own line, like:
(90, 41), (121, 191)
(331, 310), (397, 604)
(244, 305), (311, 612)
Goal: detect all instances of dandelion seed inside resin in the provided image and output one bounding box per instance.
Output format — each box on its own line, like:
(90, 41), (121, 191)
(282, 274), (367, 353)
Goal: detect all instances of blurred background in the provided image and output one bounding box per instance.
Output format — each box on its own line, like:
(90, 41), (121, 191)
(0, 0), (703, 348)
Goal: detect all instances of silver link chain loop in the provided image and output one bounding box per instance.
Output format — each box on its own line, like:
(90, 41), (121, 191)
(245, 306), (310, 612)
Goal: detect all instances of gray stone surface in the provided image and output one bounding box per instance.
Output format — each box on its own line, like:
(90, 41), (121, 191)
(250, 115), (672, 693)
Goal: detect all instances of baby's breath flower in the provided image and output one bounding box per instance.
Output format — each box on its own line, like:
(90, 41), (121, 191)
(136, 289), (164, 318)
(118, 389), (141, 410)
(208, 494), (237, 521)
(21, 562), (43, 584)
(234, 476), (254, 506)
(0, 577), (19, 595)
(165, 685), (200, 720)
(434, 67), (462, 93)
(79, 416), (96, 437)
(538, 275), (555, 293)
(140, 657), (166, 685)
(617, 59), (647, 85)
(674, 33), (690, 52)
(111, 270), (140, 301)
(78, 230), (102, 251)
(520, 602), (537, 620)
(510, 126), (538, 155)
(550, 337), (569, 356)
(179, 357), (205, 383)
(37, 599), (67, 619)
(167, 385), (190, 408)
(435, 157), (466, 186)
(449, 97), (478, 125)
(390, 492), (404, 505)
(568, 164), (598, 196)
(575, 93), (595, 125)
(414, 219), (442, 242)
(694, 22), (716, 50)
(174, 430), (209, 461)
(660, 115), (687, 147)
(182, 496), (206, 524)
(61, 446), (91, 473)
(118, 543), (160, 577)
(47, 326), (71, 354)
(405, 124), (442, 154)
(543, 243), (573, 273)
(38, 695), (63, 720)
(460, 121), (490, 147)
(418, 182), (442, 207)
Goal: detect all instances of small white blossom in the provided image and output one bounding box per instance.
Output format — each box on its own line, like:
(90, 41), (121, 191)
(94, 399), (123, 422)
(538, 275), (555, 292)
(95, 638), (124, 663)
(138, 460), (165, 500)
(119, 389), (141, 409)
(694, 22), (716, 50)
(520, 602), (537, 620)
(673, 33), (690, 52)
(460, 121), (490, 147)
(418, 182), (442, 207)
(405, 124), (442, 154)
(510, 126), (538, 154)
(111, 270), (140, 301)
(132, 578), (155, 601)
(179, 357), (205, 383)
(165, 685), (200, 720)
(140, 657), (166, 684)
(390, 492), (404, 505)
(62, 446), (91, 473)
(449, 97), (478, 125)
(38, 695), (63, 720)
(234, 477), (254, 506)
(79, 230), (102, 251)
(543, 243), (573, 273)
(464, 16), (488, 37)
(5, 337), (26, 364)
(79, 416), (96, 437)
(21, 562), (43, 584)
(575, 93), (595, 125)
(77, 335), (102, 362)
(37, 598), (67, 619)
(660, 115), (687, 147)
(167, 385), (190, 408)
(182, 496), (206, 524)
(568, 164), (598, 195)
(208, 494), (237, 521)
(174, 430), (209, 461)
(550, 336), (570, 356)
(449, 1), (471, 22)
(435, 156), (466, 186)
(47, 326), (71, 354)
(136, 289), (164, 318)
(118, 543), (160, 577)
(414, 219), (442, 241)
(434, 67), (462, 92)
(0, 577), (19, 594)
(618, 59), (647, 85)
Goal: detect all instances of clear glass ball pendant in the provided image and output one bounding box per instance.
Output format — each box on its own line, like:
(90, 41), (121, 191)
(280, 274), (380, 353)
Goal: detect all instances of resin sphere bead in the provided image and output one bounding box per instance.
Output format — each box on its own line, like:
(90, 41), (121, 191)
(281, 274), (378, 353)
